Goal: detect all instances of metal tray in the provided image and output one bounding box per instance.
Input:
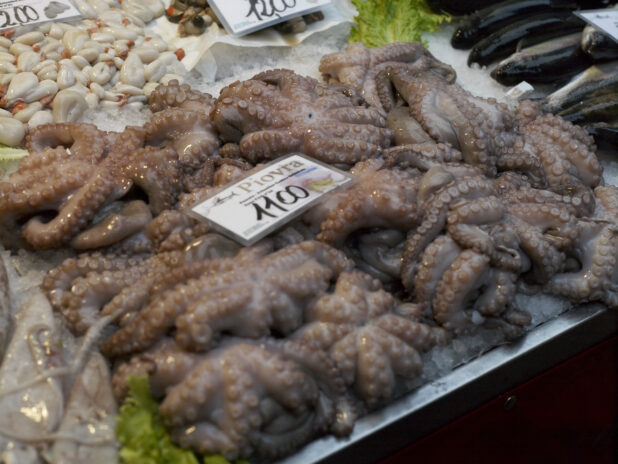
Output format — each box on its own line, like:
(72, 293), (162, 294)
(279, 305), (618, 464)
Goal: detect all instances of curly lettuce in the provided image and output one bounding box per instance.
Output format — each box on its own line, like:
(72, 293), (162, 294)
(116, 376), (248, 464)
(349, 0), (450, 47)
(0, 145), (27, 176)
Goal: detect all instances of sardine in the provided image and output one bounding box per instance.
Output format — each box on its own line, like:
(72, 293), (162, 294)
(468, 11), (585, 66)
(490, 33), (591, 85)
(543, 61), (618, 113)
(558, 93), (618, 124)
(50, 353), (118, 464)
(0, 290), (65, 462)
(581, 24), (618, 62)
(451, 0), (580, 49)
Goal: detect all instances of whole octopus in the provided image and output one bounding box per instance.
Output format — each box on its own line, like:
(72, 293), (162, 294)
(0, 41), (617, 461)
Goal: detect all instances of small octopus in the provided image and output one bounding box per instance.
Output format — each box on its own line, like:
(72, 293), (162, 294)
(212, 68), (393, 167)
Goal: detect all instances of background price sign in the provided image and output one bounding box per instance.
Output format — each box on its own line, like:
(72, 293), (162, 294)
(0, 0), (81, 32)
(575, 9), (618, 44)
(189, 154), (354, 245)
(208, 0), (331, 36)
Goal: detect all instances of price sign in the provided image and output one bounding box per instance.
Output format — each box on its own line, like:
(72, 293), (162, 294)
(0, 0), (81, 32)
(575, 8), (618, 44)
(189, 154), (354, 245)
(208, 0), (331, 36)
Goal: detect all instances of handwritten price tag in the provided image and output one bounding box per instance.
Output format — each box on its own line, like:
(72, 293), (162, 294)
(208, 0), (331, 36)
(0, 0), (81, 31)
(189, 154), (354, 245)
(575, 8), (618, 44)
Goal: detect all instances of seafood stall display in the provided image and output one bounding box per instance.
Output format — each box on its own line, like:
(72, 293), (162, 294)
(0, 1), (617, 463)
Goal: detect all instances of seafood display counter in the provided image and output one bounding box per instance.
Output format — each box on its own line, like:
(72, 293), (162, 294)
(0, 1), (617, 463)
(281, 303), (618, 463)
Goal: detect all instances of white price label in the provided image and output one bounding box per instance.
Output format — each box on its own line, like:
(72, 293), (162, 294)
(189, 154), (354, 245)
(208, 0), (331, 36)
(575, 8), (618, 44)
(0, 0), (81, 31)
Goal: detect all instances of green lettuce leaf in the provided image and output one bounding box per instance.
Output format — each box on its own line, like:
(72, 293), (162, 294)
(116, 376), (246, 464)
(0, 144), (27, 176)
(349, 0), (450, 47)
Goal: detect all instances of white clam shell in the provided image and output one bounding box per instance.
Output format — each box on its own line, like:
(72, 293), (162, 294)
(85, 92), (99, 109)
(0, 73), (15, 85)
(45, 52), (62, 62)
(0, 108), (10, 117)
(0, 116), (25, 146)
(126, 95), (146, 104)
(0, 62), (17, 74)
(5, 72), (38, 104)
(101, 26), (138, 41)
(52, 89), (87, 122)
(17, 51), (41, 72)
(0, 51), (13, 62)
(121, 0), (155, 23)
(36, 65), (58, 81)
(77, 47), (99, 63)
(71, 55), (90, 69)
(15, 31), (44, 45)
(97, 53), (115, 62)
(28, 80), (59, 103)
(49, 24), (65, 40)
(28, 110), (55, 129)
(144, 58), (166, 83)
(91, 33), (115, 44)
(132, 46), (158, 64)
(57, 66), (76, 90)
(148, 38), (169, 53)
(32, 59), (56, 74)
(119, 52), (145, 87)
(63, 29), (88, 55)
(13, 101), (43, 123)
(9, 43), (31, 56)
(143, 82), (159, 97)
(113, 57), (124, 70)
(0, 37), (11, 49)
(89, 82), (105, 99)
(73, 68), (89, 87)
(114, 83), (143, 96)
(90, 62), (113, 86)
(42, 41), (62, 56)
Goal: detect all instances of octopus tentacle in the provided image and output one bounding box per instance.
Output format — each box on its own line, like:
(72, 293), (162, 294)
(25, 123), (107, 162)
(432, 250), (490, 331)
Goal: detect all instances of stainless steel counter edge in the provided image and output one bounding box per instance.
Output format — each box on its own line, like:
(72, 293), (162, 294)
(277, 305), (618, 464)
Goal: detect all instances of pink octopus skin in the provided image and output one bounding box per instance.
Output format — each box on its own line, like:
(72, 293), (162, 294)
(295, 271), (448, 406)
(545, 185), (618, 308)
(159, 339), (351, 460)
(305, 158), (422, 246)
(212, 68), (393, 166)
(319, 42), (456, 113)
(41, 233), (241, 334)
(101, 241), (353, 357)
(0, 124), (181, 250)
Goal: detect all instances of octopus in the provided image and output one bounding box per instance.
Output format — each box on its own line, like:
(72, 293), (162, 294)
(42, 231), (241, 334)
(319, 41), (456, 113)
(114, 338), (353, 460)
(0, 123), (181, 250)
(295, 271), (448, 406)
(145, 80), (221, 178)
(100, 240), (353, 357)
(304, 158), (421, 246)
(212, 68), (393, 167)
(546, 185), (618, 308)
